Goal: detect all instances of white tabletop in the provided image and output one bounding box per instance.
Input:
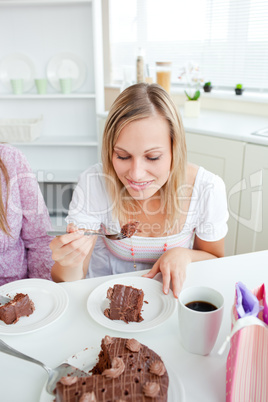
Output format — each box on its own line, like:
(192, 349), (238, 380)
(0, 250), (267, 402)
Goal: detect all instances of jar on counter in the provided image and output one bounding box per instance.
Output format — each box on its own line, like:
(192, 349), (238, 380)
(136, 48), (144, 83)
(156, 61), (172, 93)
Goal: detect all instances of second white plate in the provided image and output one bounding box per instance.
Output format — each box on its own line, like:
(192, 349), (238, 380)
(46, 52), (86, 92)
(0, 278), (69, 335)
(39, 347), (185, 402)
(0, 53), (35, 92)
(86, 277), (177, 332)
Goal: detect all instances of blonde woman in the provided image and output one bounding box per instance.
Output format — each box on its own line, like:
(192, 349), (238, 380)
(50, 83), (228, 297)
(0, 144), (53, 284)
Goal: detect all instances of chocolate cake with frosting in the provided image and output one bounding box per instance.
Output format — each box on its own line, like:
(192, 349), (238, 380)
(0, 293), (35, 325)
(120, 221), (140, 238)
(55, 336), (169, 402)
(104, 284), (144, 323)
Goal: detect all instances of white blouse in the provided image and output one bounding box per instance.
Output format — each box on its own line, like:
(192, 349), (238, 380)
(67, 163), (229, 278)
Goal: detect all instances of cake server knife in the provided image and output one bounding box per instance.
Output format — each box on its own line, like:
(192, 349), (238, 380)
(0, 339), (88, 395)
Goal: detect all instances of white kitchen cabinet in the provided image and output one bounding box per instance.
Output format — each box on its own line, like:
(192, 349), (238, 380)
(236, 143), (268, 254)
(0, 0), (104, 217)
(186, 132), (246, 256)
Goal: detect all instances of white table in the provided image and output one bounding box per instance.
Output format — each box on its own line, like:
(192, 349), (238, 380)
(1, 250), (267, 402)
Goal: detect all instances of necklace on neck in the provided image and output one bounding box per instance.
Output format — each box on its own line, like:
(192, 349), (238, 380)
(129, 230), (168, 271)
(126, 200), (169, 271)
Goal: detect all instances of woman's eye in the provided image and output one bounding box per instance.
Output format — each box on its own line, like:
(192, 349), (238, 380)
(116, 155), (130, 160)
(147, 156), (161, 161)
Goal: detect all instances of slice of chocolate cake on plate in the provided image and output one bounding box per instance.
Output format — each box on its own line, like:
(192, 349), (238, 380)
(104, 284), (144, 323)
(0, 293), (35, 325)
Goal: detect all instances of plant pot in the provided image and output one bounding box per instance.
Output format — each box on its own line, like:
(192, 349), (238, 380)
(203, 85), (212, 93)
(235, 88), (244, 95)
(184, 100), (200, 118)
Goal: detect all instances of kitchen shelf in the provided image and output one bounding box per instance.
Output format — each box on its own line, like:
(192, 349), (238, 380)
(0, 93), (96, 100)
(35, 169), (82, 183)
(0, 0), (104, 216)
(0, 0), (92, 6)
(14, 136), (98, 146)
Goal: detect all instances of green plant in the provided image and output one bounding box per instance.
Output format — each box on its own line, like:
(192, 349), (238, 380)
(204, 81), (211, 87)
(236, 83), (243, 89)
(184, 90), (200, 101)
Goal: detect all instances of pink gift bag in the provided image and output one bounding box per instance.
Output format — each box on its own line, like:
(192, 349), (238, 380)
(224, 283), (268, 402)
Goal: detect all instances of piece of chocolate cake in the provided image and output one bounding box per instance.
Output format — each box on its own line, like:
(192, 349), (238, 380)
(0, 293), (35, 325)
(104, 284), (144, 324)
(55, 336), (169, 402)
(120, 221), (140, 238)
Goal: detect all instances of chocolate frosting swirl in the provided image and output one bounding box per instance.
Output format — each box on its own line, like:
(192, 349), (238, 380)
(126, 338), (141, 352)
(103, 335), (113, 345)
(79, 392), (97, 402)
(60, 376), (78, 386)
(149, 360), (166, 376)
(143, 382), (160, 398)
(102, 357), (125, 378)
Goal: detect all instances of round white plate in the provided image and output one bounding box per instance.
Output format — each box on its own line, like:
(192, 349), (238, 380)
(40, 347), (185, 402)
(0, 53), (35, 92)
(46, 52), (87, 92)
(86, 277), (177, 332)
(0, 279), (69, 335)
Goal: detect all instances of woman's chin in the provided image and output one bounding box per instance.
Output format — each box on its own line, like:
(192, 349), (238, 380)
(126, 188), (159, 201)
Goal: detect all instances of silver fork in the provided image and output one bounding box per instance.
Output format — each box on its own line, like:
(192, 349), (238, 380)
(0, 339), (87, 395)
(47, 222), (126, 240)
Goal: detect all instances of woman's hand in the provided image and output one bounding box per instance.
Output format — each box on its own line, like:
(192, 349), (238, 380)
(50, 224), (96, 282)
(142, 237), (223, 298)
(142, 247), (192, 298)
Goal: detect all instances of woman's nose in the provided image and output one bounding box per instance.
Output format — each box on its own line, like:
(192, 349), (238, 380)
(129, 158), (145, 181)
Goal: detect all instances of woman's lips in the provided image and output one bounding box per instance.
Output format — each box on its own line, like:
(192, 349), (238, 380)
(126, 179), (153, 191)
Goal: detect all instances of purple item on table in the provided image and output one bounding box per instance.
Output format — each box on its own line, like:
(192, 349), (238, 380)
(261, 284), (268, 325)
(235, 282), (262, 318)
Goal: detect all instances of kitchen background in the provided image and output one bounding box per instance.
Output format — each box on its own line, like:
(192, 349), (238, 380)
(0, 0), (267, 257)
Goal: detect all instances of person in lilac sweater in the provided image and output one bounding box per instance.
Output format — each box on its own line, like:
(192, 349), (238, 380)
(0, 144), (54, 285)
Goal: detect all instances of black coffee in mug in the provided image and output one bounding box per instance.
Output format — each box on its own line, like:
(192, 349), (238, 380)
(185, 300), (217, 312)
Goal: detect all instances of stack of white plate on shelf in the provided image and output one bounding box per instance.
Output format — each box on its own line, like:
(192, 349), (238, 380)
(0, 52), (87, 94)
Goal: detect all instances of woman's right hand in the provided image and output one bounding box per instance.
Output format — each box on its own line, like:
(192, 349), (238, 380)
(50, 224), (96, 282)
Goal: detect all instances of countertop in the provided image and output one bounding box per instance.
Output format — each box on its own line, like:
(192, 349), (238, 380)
(181, 109), (268, 146)
(98, 109), (268, 146)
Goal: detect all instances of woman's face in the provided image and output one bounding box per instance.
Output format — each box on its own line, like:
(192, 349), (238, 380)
(112, 114), (172, 200)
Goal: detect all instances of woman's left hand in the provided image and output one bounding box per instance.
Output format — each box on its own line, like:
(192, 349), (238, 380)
(142, 247), (192, 298)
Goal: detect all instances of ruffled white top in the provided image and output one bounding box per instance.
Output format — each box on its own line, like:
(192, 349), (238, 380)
(67, 163), (229, 278)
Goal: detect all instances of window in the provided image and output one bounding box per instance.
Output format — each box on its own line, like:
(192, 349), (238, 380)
(108, 0), (268, 91)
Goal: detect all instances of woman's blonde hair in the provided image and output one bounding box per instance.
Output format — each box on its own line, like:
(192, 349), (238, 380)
(102, 83), (187, 224)
(0, 157), (10, 235)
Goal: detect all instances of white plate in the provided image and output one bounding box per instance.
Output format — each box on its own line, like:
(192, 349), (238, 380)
(46, 52), (87, 92)
(40, 347), (185, 402)
(0, 53), (35, 92)
(86, 277), (177, 332)
(0, 279), (69, 335)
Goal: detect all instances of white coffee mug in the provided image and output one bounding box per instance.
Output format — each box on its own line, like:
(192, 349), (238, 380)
(178, 286), (224, 355)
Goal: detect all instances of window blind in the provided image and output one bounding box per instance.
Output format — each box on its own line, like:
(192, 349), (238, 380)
(109, 0), (268, 91)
